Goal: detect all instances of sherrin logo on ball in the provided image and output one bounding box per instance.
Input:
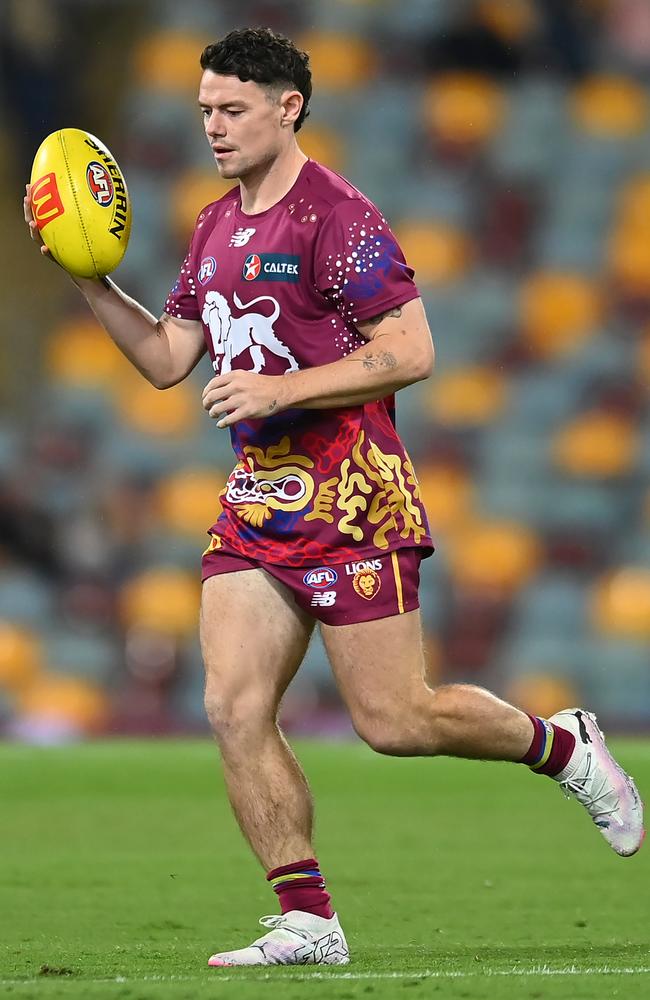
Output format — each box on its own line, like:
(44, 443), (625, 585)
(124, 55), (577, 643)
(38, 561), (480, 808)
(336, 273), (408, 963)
(30, 128), (131, 279)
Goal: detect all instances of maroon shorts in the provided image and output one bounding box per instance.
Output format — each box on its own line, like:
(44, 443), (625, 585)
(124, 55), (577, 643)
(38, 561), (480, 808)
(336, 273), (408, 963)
(201, 538), (424, 626)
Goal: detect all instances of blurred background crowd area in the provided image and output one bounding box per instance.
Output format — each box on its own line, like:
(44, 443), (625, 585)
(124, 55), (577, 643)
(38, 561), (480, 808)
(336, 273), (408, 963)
(1, 0), (650, 743)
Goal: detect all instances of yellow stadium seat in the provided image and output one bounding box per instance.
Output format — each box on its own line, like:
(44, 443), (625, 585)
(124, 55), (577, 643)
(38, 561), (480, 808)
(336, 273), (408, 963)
(170, 169), (235, 243)
(0, 623), (43, 692)
(297, 32), (376, 89)
(426, 366), (508, 427)
(298, 126), (345, 172)
(133, 32), (206, 93)
(446, 519), (541, 594)
(571, 75), (647, 137)
(423, 73), (506, 146)
(120, 567), (201, 637)
(156, 468), (227, 539)
(394, 221), (472, 285)
(552, 411), (638, 478)
(416, 464), (475, 531)
(519, 271), (602, 358)
(608, 224), (650, 295)
(18, 675), (109, 731)
(114, 374), (199, 437)
(478, 0), (537, 41)
(617, 174), (650, 228)
(45, 318), (131, 389)
(505, 673), (580, 719)
(590, 567), (650, 639)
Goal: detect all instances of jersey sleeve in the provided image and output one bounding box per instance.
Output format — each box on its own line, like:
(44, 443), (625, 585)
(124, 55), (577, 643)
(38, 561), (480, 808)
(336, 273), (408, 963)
(163, 209), (211, 320)
(313, 198), (420, 326)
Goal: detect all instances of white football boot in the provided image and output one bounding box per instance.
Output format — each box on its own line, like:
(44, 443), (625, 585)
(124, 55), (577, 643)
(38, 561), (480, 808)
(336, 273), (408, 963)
(549, 708), (645, 857)
(208, 910), (350, 967)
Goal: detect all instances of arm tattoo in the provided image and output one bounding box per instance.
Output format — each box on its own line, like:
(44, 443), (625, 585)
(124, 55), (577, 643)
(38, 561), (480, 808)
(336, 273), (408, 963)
(268, 399), (278, 413)
(362, 350), (398, 372)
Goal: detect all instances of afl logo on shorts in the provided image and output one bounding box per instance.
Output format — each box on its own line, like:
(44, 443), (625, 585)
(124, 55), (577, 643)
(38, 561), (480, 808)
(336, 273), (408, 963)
(243, 253), (262, 281)
(353, 569), (381, 601)
(86, 161), (114, 206)
(198, 256), (217, 284)
(303, 567), (338, 589)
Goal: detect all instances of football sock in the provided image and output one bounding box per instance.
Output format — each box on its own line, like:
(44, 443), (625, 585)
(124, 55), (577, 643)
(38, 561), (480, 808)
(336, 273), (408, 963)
(267, 857), (334, 920)
(520, 714), (576, 777)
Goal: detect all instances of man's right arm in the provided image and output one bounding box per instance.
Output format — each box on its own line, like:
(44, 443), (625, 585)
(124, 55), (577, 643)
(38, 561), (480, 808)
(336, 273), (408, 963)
(73, 275), (206, 389)
(24, 184), (206, 389)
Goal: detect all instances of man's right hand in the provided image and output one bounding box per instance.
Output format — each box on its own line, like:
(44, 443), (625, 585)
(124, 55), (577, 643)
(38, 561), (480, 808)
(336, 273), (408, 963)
(24, 183), (54, 260)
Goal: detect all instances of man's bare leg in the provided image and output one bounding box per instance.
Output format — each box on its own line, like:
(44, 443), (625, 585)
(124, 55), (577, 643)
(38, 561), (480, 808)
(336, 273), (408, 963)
(321, 609), (644, 858)
(321, 609), (533, 759)
(201, 570), (315, 867)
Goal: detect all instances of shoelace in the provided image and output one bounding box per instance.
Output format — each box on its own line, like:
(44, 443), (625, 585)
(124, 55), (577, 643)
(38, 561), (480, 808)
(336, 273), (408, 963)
(257, 915), (311, 940)
(560, 769), (619, 821)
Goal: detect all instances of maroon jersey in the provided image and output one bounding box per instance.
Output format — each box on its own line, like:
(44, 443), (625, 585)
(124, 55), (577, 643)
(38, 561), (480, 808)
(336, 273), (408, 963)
(165, 159), (432, 567)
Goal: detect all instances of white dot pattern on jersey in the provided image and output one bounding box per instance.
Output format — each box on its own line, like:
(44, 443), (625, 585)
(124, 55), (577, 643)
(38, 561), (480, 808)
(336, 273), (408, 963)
(323, 209), (389, 331)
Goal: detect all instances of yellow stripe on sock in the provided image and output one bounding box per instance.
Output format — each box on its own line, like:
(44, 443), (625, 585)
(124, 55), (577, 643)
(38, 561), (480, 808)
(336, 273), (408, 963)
(530, 727), (554, 770)
(269, 872), (314, 888)
(391, 551), (404, 614)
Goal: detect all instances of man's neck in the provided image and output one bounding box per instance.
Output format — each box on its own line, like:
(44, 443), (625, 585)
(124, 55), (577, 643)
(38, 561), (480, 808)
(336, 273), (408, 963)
(239, 143), (308, 216)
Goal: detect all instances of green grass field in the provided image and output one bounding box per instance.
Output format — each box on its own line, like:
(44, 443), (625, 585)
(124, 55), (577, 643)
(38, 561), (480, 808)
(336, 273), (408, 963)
(0, 739), (648, 999)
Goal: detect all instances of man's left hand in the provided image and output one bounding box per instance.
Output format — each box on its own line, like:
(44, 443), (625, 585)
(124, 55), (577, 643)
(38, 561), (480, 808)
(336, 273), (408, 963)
(202, 371), (286, 428)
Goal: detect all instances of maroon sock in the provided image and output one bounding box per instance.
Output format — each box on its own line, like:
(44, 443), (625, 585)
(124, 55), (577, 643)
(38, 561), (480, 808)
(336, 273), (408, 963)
(520, 714), (576, 777)
(267, 857), (333, 920)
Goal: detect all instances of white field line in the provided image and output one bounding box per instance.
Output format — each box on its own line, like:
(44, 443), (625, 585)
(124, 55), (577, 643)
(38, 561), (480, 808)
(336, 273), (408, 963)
(1, 964), (650, 986)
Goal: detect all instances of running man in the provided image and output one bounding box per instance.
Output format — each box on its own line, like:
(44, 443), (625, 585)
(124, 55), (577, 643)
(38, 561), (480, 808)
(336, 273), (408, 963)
(25, 27), (644, 969)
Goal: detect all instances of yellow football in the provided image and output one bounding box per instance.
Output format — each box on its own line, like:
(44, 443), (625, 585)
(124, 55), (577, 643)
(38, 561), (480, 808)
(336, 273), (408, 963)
(30, 128), (131, 279)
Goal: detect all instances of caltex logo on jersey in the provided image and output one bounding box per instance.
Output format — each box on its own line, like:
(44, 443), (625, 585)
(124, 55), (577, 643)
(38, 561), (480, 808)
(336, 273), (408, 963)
(229, 227), (256, 247)
(303, 567), (338, 589)
(241, 253), (300, 283)
(243, 254), (262, 281)
(198, 256), (217, 284)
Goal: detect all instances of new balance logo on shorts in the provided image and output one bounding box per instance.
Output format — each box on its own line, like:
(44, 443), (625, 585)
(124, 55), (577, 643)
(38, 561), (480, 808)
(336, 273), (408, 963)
(310, 592), (337, 607)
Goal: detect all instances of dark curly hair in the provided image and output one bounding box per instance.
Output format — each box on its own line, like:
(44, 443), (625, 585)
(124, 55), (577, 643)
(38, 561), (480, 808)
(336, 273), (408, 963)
(200, 27), (311, 132)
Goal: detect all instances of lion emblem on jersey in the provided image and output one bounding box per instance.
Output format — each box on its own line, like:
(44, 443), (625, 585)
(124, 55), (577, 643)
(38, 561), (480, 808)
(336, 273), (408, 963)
(202, 290), (299, 374)
(352, 570), (381, 600)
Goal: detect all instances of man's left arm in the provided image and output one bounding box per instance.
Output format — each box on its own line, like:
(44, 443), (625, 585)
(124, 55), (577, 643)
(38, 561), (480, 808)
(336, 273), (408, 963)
(202, 297), (435, 427)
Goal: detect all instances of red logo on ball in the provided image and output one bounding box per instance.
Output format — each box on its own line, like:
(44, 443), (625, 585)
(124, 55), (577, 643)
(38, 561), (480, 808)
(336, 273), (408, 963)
(86, 161), (114, 206)
(243, 254), (262, 281)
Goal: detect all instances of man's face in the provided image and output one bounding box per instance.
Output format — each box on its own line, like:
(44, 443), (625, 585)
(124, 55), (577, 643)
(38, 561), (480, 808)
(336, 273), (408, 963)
(198, 70), (296, 180)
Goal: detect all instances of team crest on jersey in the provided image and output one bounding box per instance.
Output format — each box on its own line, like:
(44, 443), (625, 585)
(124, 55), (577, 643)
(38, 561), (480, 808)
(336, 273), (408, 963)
(303, 567), (338, 589)
(198, 256), (217, 284)
(352, 569), (381, 601)
(229, 227), (256, 247)
(242, 253), (300, 283)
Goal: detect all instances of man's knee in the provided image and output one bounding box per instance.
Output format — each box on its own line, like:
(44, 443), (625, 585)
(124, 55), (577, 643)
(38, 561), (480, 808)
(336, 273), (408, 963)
(350, 699), (442, 757)
(204, 680), (274, 744)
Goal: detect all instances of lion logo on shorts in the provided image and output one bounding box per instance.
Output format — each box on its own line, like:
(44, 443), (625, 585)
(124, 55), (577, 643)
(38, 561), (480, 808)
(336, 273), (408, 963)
(352, 569), (381, 600)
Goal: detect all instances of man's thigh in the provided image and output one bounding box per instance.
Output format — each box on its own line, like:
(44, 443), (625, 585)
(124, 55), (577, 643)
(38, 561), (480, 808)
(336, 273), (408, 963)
(201, 568), (315, 705)
(320, 608), (429, 715)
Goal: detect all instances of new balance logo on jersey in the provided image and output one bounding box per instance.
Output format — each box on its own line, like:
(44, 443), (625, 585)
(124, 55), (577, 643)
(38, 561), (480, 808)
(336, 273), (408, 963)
(310, 591), (337, 608)
(229, 227), (256, 247)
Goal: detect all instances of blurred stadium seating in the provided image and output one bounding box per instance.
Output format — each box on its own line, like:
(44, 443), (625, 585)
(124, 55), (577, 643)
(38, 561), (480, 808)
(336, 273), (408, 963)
(1, 0), (649, 740)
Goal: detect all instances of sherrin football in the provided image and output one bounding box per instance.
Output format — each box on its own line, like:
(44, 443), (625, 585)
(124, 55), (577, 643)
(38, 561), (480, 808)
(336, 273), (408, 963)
(30, 128), (131, 278)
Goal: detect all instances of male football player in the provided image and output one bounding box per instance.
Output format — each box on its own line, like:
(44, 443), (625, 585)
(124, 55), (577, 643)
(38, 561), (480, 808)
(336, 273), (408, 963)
(25, 27), (644, 969)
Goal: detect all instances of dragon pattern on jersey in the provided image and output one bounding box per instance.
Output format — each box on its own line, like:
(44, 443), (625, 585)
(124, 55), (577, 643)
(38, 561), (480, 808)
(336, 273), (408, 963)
(214, 418), (426, 564)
